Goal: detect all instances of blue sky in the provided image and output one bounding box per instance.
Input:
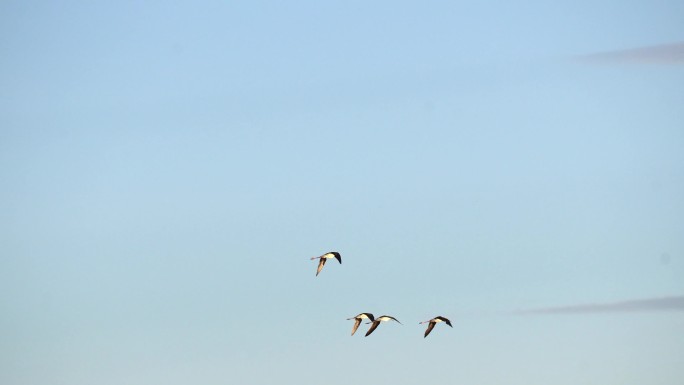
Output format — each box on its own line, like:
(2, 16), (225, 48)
(2, 1), (683, 384)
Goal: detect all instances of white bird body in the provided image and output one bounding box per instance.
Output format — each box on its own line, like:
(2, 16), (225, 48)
(420, 316), (452, 338)
(310, 252), (342, 276)
(346, 313), (375, 336)
(365, 315), (401, 337)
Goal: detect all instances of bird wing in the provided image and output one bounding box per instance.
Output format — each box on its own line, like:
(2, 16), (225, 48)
(316, 258), (326, 276)
(389, 316), (402, 324)
(424, 321), (436, 338)
(333, 252), (342, 264)
(351, 319), (361, 336)
(364, 313), (375, 322)
(365, 321), (380, 337)
(437, 316), (453, 327)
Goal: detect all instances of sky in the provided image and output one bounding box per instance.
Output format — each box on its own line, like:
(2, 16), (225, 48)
(1, 1), (683, 384)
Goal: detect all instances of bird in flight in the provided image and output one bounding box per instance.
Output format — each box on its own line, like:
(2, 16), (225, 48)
(365, 315), (402, 337)
(310, 252), (341, 276)
(419, 316), (452, 338)
(346, 313), (374, 336)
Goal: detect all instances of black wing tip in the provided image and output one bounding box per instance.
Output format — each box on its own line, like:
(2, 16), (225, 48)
(436, 316), (453, 326)
(424, 322), (435, 338)
(365, 321), (379, 336)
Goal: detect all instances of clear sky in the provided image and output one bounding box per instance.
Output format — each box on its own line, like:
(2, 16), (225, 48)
(2, 1), (683, 384)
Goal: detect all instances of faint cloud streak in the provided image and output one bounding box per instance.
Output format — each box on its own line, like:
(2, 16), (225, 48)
(579, 42), (684, 64)
(515, 296), (684, 315)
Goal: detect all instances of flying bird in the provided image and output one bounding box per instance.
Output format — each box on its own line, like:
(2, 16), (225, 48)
(346, 313), (375, 336)
(310, 252), (341, 276)
(419, 316), (452, 338)
(365, 315), (402, 337)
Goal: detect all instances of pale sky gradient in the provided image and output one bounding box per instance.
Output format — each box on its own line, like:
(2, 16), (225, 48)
(2, 1), (684, 385)
(516, 296), (684, 314)
(580, 42), (684, 63)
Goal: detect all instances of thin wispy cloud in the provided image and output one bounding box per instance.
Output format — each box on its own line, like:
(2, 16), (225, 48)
(579, 42), (684, 64)
(515, 296), (684, 315)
